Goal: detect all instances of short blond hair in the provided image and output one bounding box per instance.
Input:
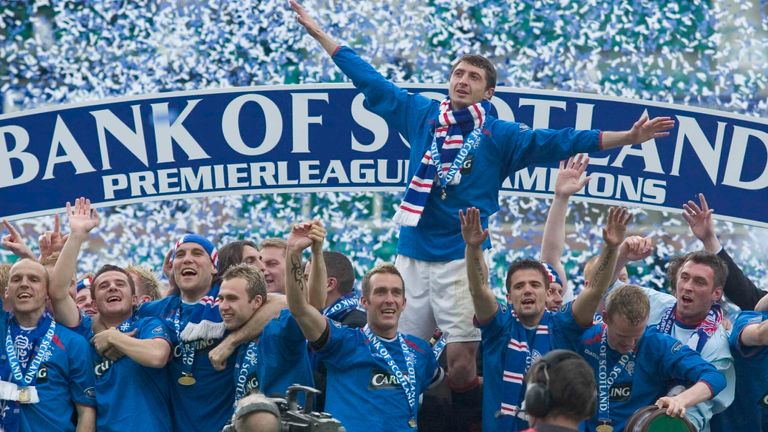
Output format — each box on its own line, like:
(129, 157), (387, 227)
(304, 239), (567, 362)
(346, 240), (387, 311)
(604, 284), (650, 326)
(125, 265), (162, 301)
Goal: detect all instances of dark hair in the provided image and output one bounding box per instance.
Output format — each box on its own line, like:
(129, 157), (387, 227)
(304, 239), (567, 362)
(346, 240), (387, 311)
(92, 264), (136, 296)
(324, 251), (355, 296)
(505, 259), (549, 292)
(681, 251), (728, 290)
(666, 254), (686, 294)
(218, 240), (260, 278)
(528, 351), (597, 421)
(222, 263), (267, 302)
(361, 264), (404, 298)
(451, 54), (497, 90)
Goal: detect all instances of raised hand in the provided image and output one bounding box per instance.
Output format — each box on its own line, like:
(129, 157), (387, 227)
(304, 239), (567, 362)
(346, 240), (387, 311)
(309, 220), (326, 254)
(38, 214), (68, 261)
(554, 154), (591, 198)
(602, 207), (631, 248)
(619, 235), (655, 262)
(682, 193), (715, 242)
(289, 0), (339, 55)
(66, 197), (100, 237)
(287, 222), (315, 253)
(1, 219), (35, 260)
(459, 207), (488, 247)
(628, 113), (675, 143)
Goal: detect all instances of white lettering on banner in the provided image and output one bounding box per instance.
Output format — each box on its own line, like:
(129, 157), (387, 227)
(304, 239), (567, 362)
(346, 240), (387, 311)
(671, 115), (727, 183)
(102, 159), (410, 200)
(0, 125), (37, 187)
(43, 115), (96, 179)
(222, 94), (283, 156)
(91, 104), (148, 170)
(351, 93), (389, 152)
(723, 126), (768, 190)
(292, 93), (329, 154)
(2, 88), (768, 225)
(151, 99), (209, 163)
(518, 98), (567, 129)
(490, 96), (515, 122)
(511, 167), (667, 204)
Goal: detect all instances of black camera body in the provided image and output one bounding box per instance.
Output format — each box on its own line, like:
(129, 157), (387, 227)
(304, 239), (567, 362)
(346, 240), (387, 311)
(223, 385), (345, 432)
(272, 385), (346, 432)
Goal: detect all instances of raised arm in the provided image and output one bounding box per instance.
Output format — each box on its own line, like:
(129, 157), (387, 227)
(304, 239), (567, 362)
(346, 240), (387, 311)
(608, 235), (654, 285)
(600, 114), (675, 149)
(285, 222), (328, 342)
(683, 193), (764, 310)
(572, 207), (629, 327)
(540, 155), (591, 290)
(289, 0), (339, 56)
(460, 207), (497, 323)
(1, 219), (35, 260)
(208, 293), (287, 370)
(50, 198), (99, 327)
(306, 220), (328, 310)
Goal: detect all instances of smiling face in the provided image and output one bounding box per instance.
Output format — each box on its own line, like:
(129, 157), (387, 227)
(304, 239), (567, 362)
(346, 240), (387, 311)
(93, 270), (135, 318)
(218, 277), (263, 330)
(361, 273), (405, 339)
(448, 61), (494, 110)
(173, 243), (216, 295)
(258, 246), (285, 294)
(5, 259), (48, 317)
(675, 261), (722, 325)
(506, 268), (547, 326)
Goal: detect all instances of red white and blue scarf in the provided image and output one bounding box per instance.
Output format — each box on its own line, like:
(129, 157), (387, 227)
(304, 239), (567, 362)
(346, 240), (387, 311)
(393, 98), (489, 226)
(657, 303), (723, 353)
(500, 309), (552, 423)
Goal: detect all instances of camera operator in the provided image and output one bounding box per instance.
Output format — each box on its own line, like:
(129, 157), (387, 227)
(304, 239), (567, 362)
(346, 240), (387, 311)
(522, 350), (597, 432)
(230, 392), (282, 432)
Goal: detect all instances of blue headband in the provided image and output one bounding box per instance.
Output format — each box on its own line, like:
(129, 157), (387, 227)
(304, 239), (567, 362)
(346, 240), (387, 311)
(173, 234), (219, 269)
(542, 262), (563, 287)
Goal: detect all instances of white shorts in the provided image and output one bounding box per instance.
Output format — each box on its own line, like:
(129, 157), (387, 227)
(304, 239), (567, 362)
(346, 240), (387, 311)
(396, 254), (483, 343)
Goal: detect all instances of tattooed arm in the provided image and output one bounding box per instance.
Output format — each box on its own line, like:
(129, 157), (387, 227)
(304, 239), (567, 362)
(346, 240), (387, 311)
(459, 208), (498, 324)
(285, 222), (328, 342)
(571, 207), (630, 327)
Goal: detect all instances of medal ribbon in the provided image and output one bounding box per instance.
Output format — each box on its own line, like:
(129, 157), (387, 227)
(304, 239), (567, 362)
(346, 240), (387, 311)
(364, 325), (417, 426)
(172, 304), (196, 377)
(432, 335), (447, 361)
(596, 326), (634, 424)
(429, 126), (483, 193)
(235, 341), (259, 401)
(5, 318), (56, 387)
(322, 295), (360, 322)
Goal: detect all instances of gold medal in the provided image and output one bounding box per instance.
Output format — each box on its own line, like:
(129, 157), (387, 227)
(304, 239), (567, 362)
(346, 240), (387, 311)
(408, 418), (417, 428)
(18, 387), (31, 403)
(178, 374), (196, 386)
(596, 424), (613, 432)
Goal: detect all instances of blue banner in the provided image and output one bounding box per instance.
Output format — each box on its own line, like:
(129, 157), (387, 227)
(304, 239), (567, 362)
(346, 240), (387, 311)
(1, 85), (766, 227)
